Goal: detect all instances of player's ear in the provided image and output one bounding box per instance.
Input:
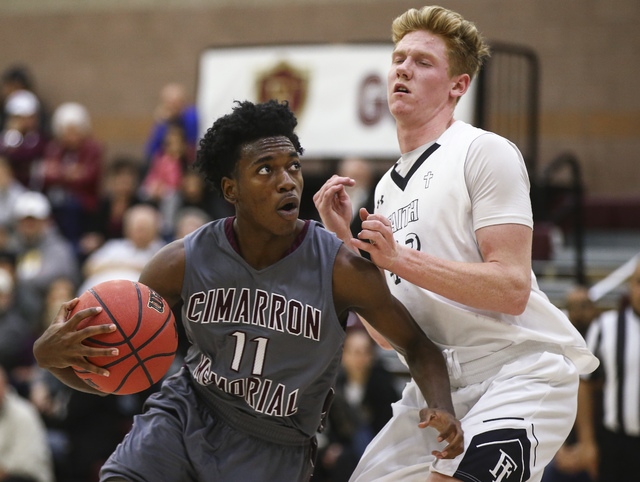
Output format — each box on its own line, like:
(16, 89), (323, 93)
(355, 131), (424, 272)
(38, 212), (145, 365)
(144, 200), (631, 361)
(450, 73), (470, 99)
(221, 177), (237, 204)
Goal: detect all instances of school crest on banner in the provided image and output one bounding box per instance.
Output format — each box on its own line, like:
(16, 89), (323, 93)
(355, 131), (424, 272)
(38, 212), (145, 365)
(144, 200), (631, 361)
(255, 61), (309, 117)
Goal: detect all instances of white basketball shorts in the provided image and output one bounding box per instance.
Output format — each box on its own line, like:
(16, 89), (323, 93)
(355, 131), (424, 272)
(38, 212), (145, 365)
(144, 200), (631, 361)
(350, 348), (579, 482)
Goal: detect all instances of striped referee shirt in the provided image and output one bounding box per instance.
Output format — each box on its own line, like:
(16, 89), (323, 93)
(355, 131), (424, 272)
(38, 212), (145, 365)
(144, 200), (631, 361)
(584, 306), (640, 437)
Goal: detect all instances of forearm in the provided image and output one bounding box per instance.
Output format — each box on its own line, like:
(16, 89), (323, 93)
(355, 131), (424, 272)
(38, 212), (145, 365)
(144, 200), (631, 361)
(358, 315), (394, 350)
(575, 380), (597, 445)
(390, 245), (530, 315)
(400, 339), (454, 414)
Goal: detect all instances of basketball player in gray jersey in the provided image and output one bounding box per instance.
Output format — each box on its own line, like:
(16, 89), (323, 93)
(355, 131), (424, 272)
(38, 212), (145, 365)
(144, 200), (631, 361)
(33, 99), (463, 481)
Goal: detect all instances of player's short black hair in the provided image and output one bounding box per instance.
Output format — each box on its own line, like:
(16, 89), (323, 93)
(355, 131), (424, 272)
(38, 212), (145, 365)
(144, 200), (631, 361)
(194, 99), (304, 195)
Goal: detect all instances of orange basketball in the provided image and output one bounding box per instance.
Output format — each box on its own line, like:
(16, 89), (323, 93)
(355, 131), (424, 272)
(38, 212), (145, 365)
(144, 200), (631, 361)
(71, 279), (178, 395)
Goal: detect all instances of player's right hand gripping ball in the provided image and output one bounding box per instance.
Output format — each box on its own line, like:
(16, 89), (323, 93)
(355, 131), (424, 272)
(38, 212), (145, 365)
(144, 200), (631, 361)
(72, 279), (178, 394)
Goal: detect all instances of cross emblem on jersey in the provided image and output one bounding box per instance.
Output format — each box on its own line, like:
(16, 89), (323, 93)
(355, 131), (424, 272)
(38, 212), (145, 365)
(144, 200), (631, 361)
(424, 171), (434, 189)
(376, 195), (384, 209)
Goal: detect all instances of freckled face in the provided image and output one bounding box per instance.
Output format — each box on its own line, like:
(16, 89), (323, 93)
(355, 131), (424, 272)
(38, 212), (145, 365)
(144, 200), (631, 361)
(388, 30), (460, 125)
(224, 136), (303, 236)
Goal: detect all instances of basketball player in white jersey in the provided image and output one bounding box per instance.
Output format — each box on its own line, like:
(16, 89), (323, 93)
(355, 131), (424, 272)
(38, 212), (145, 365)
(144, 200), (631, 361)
(314, 6), (599, 482)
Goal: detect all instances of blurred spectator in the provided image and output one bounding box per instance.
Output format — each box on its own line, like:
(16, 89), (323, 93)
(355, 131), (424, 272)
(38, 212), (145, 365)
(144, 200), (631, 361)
(28, 277), (77, 431)
(0, 155), (26, 229)
(337, 156), (376, 236)
(0, 252), (16, 280)
(314, 328), (399, 482)
(0, 365), (54, 482)
(140, 120), (190, 205)
(160, 168), (231, 239)
(0, 64), (49, 134)
(567, 261), (640, 482)
(543, 285), (600, 482)
(0, 89), (48, 188)
(144, 82), (198, 169)
(79, 157), (144, 260)
(336, 157), (376, 260)
(12, 190), (80, 325)
(565, 285), (600, 338)
(40, 276), (76, 333)
(0, 268), (33, 377)
(39, 102), (103, 248)
(29, 372), (125, 482)
(0, 227), (16, 259)
(172, 207), (211, 240)
(78, 203), (165, 294)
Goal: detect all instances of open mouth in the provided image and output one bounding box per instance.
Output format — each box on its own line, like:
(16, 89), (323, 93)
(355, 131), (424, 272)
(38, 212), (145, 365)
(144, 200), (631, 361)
(394, 84), (410, 94)
(279, 202), (297, 212)
(277, 197), (299, 215)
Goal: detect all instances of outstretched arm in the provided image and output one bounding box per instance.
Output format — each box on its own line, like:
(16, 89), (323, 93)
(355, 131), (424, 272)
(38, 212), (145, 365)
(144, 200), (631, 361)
(333, 246), (463, 459)
(33, 239), (186, 394)
(353, 210), (532, 316)
(315, 162), (532, 316)
(315, 177), (395, 349)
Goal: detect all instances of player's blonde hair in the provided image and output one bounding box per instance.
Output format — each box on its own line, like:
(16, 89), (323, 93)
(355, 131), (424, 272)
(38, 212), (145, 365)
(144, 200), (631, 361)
(392, 5), (490, 80)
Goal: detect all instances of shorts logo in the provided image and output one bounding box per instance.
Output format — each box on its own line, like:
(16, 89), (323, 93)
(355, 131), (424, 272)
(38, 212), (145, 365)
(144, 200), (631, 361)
(454, 428), (531, 482)
(489, 449), (517, 481)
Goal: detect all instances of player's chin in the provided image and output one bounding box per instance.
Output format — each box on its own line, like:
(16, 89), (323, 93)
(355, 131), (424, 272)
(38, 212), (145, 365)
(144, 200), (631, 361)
(388, 99), (411, 117)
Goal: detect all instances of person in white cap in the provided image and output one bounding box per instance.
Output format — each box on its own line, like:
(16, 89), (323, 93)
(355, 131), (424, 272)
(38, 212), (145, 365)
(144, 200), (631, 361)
(12, 190), (79, 325)
(0, 89), (48, 187)
(0, 64), (49, 134)
(40, 102), (103, 247)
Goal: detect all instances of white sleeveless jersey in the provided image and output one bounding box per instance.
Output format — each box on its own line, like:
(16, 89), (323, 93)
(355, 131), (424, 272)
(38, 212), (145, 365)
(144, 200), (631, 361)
(375, 120), (598, 374)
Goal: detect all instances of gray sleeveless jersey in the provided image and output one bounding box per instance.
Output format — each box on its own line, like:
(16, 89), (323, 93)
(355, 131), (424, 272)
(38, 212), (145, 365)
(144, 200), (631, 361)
(181, 218), (345, 442)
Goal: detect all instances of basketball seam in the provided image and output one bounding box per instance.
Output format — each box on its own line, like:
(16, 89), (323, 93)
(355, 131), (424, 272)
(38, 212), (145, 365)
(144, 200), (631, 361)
(88, 282), (156, 392)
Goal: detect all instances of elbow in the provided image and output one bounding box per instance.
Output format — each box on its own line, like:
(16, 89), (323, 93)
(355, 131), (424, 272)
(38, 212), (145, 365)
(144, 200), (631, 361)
(505, 279), (530, 316)
(507, 296), (528, 316)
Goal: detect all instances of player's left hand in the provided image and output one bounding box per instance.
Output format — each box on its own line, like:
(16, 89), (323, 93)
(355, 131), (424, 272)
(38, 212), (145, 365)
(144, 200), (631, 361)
(353, 209), (400, 270)
(418, 407), (464, 459)
(313, 175), (355, 242)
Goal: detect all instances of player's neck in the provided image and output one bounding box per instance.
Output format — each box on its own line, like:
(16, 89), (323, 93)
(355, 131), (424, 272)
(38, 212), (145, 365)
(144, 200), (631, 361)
(231, 218), (306, 270)
(397, 114), (455, 154)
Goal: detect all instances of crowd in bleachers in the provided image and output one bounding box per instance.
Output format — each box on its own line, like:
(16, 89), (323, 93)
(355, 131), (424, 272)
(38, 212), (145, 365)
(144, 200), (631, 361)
(0, 64), (231, 482)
